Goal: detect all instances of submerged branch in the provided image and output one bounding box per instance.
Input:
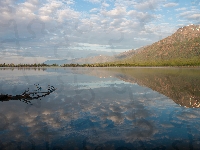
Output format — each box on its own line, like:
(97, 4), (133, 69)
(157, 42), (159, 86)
(0, 84), (56, 104)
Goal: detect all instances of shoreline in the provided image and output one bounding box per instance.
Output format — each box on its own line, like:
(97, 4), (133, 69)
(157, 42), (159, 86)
(0, 66), (200, 69)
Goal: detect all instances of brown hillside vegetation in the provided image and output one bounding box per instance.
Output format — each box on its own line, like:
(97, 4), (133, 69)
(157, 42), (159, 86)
(118, 24), (200, 66)
(59, 24), (200, 67)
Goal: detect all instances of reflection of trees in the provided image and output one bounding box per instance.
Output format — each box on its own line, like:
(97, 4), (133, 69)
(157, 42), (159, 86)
(0, 84), (56, 104)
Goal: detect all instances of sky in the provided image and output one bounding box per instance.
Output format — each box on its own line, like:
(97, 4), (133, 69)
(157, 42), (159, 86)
(0, 0), (200, 64)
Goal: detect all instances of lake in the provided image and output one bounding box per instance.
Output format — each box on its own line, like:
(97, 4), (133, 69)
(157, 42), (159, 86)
(0, 67), (200, 150)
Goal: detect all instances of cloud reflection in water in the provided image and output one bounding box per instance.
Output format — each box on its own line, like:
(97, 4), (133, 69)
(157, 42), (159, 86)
(0, 68), (200, 149)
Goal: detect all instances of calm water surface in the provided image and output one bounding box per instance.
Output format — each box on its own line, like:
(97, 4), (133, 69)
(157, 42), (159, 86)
(0, 67), (200, 150)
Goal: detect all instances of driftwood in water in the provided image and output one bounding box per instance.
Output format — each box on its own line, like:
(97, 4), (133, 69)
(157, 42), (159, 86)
(0, 84), (56, 104)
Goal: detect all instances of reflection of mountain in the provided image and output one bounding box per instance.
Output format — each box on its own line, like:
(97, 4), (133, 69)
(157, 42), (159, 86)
(77, 68), (200, 108)
(110, 68), (200, 108)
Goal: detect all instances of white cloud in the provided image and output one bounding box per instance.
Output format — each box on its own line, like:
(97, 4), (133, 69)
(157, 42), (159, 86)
(39, 1), (63, 16)
(102, 2), (109, 7)
(85, 0), (101, 3)
(186, 14), (200, 19)
(90, 8), (99, 13)
(101, 7), (127, 18)
(128, 10), (156, 23)
(175, 7), (187, 11)
(56, 9), (80, 22)
(0, 0), (192, 62)
(0, 56), (48, 64)
(134, 0), (163, 11)
(163, 2), (178, 8)
(179, 11), (194, 17)
(178, 9), (200, 22)
(63, 0), (75, 5)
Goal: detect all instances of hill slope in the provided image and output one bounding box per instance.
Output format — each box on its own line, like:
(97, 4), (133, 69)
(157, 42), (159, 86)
(117, 24), (200, 66)
(44, 24), (200, 66)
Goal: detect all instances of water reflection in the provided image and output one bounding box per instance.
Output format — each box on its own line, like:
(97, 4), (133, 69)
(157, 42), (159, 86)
(74, 67), (200, 108)
(0, 68), (200, 149)
(109, 68), (200, 108)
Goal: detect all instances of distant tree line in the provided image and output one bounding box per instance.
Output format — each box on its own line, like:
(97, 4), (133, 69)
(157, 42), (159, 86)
(1, 59), (200, 68)
(0, 63), (59, 67)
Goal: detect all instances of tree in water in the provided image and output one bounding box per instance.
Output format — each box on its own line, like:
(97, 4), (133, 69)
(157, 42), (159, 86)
(0, 84), (56, 104)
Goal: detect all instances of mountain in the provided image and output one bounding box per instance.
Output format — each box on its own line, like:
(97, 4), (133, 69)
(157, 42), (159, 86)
(74, 50), (142, 64)
(43, 51), (119, 65)
(118, 24), (200, 66)
(44, 55), (116, 65)
(74, 55), (115, 64)
(78, 24), (200, 66)
(44, 24), (200, 66)
(43, 51), (138, 65)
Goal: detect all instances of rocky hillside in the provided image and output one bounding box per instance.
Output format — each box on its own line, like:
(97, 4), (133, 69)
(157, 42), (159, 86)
(115, 49), (137, 59)
(44, 24), (200, 66)
(120, 24), (200, 66)
(74, 49), (141, 64)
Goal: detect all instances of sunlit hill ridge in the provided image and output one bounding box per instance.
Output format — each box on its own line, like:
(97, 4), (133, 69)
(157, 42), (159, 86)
(111, 24), (200, 66)
(1, 24), (199, 67)
(60, 24), (200, 66)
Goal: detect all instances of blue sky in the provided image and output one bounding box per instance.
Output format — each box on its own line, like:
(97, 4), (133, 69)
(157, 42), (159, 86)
(0, 0), (200, 64)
